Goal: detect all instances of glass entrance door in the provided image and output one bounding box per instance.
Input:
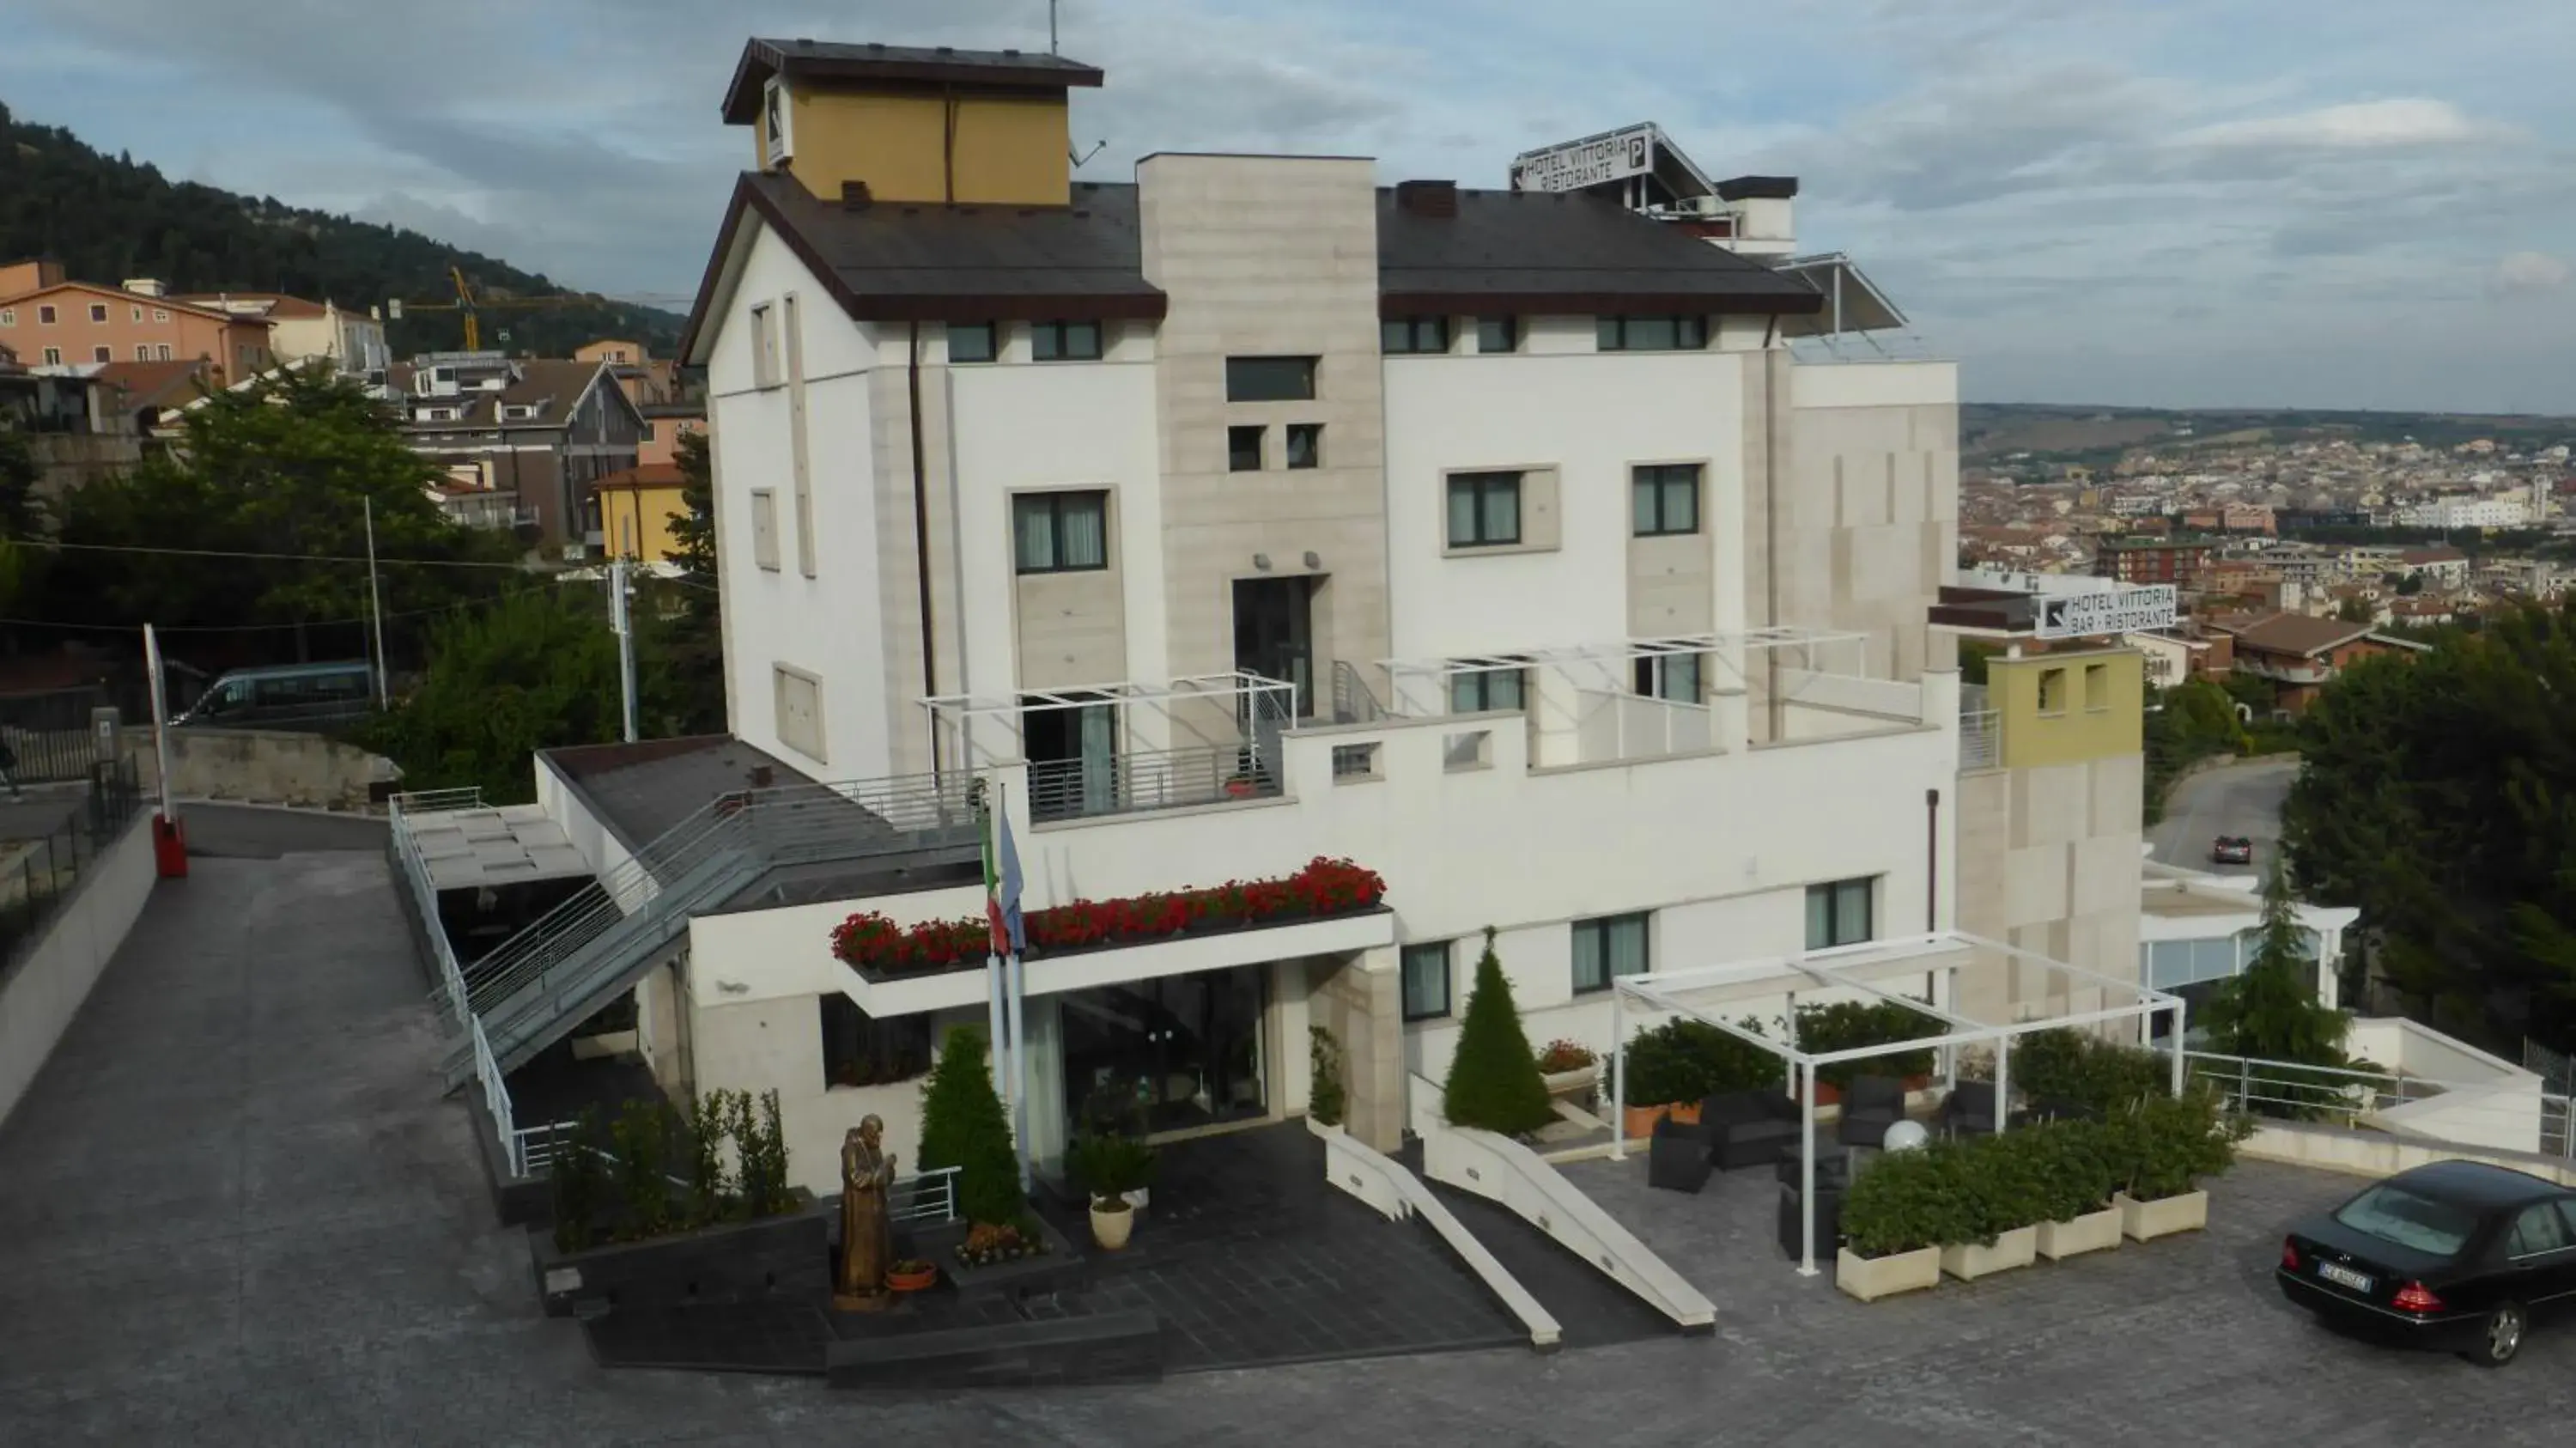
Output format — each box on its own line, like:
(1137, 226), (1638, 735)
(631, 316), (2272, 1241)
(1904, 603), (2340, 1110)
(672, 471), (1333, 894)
(1060, 965), (1269, 1135)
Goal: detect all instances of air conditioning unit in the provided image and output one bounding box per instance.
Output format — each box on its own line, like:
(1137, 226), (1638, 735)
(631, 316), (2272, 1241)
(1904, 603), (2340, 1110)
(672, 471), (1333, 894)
(562, 544), (590, 561)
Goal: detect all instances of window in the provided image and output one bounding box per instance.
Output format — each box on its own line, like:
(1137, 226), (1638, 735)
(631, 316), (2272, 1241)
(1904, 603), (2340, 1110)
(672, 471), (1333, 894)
(40, 347), (61, 365)
(1401, 942), (1452, 1021)
(639, 422), (658, 443)
(1228, 424), (1266, 472)
(1031, 319), (1102, 362)
(1225, 356), (1316, 402)
(750, 490), (780, 570)
(2038, 666), (2068, 714)
(1331, 743), (1380, 779)
(762, 74), (793, 165)
(1449, 663), (1525, 714)
(38, 305), (57, 325)
(1572, 913), (1649, 994)
(2507, 1201), (2571, 1257)
(1285, 423), (1322, 470)
(1446, 471), (1522, 548)
(92, 346), (111, 363)
(88, 303), (107, 324)
(774, 665), (824, 762)
(1012, 490), (1109, 574)
(1381, 316), (1449, 355)
(1476, 316), (1518, 354)
(131, 305), (143, 323)
(1634, 650), (1702, 703)
(0, 308), (14, 327)
(1597, 314), (1708, 351)
(1631, 463), (1701, 536)
(153, 308), (169, 324)
(135, 344), (152, 362)
(2332, 1184), (2478, 1257)
(947, 321), (996, 364)
(820, 993), (932, 1087)
(750, 302), (780, 387)
(1805, 878), (1874, 950)
(2084, 662), (2110, 711)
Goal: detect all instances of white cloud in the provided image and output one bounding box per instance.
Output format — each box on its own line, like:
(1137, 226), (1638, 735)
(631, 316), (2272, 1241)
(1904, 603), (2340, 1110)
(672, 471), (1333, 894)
(2171, 98), (2509, 151)
(2494, 250), (2572, 293)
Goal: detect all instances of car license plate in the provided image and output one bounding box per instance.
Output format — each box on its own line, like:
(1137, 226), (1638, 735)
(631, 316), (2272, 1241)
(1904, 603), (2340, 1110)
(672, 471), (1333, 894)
(2317, 1262), (2372, 1293)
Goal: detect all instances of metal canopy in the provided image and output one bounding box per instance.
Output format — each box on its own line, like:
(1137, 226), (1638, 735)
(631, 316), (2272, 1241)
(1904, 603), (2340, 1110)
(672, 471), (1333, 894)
(1775, 252), (1908, 336)
(919, 671), (1299, 774)
(1608, 931), (2188, 1277)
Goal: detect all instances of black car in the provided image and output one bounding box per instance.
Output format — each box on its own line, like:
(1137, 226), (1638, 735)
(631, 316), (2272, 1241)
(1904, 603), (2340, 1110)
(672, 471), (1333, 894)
(2211, 835), (2254, 866)
(2278, 1159), (2576, 1366)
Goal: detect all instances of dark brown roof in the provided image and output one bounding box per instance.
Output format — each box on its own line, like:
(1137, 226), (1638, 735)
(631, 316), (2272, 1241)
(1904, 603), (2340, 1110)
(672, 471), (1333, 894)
(593, 463), (685, 491)
(720, 38), (1103, 123)
(1377, 187), (1823, 316)
(2213, 611), (2374, 658)
(390, 359), (613, 430)
(94, 359), (215, 412)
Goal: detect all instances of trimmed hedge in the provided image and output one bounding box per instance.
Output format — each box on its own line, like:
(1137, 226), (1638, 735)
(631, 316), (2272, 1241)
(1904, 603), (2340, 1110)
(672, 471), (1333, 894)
(1442, 930), (1556, 1135)
(1620, 1015), (1779, 1106)
(915, 1026), (1025, 1227)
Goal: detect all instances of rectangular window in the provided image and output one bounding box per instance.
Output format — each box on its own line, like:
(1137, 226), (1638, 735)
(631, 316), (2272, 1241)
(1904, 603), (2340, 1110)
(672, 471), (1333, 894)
(1331, 742), (1380, 779)
(750, 302), (779, 387)
(1446, 471), (1522, 548)
(820, 993), (933, 1087)
(2085, 662), (2110, 711)
(948, 321), (997, 364)
(41, 347), (61, 365)
(639, 422), (657, 443)
(1401, 942), (1453, 1021)
(131, 305), (143, 323)
(750, 489), (781, 570)
(1449, 663), (1526, 714)
(1571, 913), (1649, 994)
(1031, 319), (1103, 362)
(1225, 356), (1317, 402)
(1476, 316), (1518, 354)
(1805, 878), (1875, 951)
(1597, 315), (1709, 351)
(774, 665), (824, 762)
(1633, 650), (1702, 703)
(155, 343), (171, 361)
(92, 346), (112, 364)
(2038, 666), (2068, 714)
(1013, 490), (1110, 574)
(1631, 463), (1701, 536)
(1228, 424), (1265, 472)
(88, 303), (107, 324)
(38, 305), (57, 325)
(1285, 423), (1322, 470)
(153, 308), (170, 324)
(135, 344), (152, 361)
(0, 308), (13, 326)
(1381, 316), (1449, 355)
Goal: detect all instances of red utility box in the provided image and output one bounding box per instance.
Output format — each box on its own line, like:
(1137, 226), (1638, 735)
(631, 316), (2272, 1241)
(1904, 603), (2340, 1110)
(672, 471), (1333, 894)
(151, 812), (188, 879)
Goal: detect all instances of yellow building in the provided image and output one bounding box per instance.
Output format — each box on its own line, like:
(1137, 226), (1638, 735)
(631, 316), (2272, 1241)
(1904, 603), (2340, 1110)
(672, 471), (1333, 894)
(593, 463), (690, 563)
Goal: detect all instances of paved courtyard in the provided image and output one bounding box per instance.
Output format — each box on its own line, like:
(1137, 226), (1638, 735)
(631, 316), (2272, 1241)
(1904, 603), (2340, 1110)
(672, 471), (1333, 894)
(3, 840), (2573, 1445)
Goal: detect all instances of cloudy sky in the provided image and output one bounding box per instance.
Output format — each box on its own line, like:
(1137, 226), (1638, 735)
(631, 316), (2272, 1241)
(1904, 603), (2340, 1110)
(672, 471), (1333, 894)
(8, 0), (2573, 411)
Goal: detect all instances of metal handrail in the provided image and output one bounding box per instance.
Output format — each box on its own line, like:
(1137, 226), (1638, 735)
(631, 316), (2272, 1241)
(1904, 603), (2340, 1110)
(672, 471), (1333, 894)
(889, 1165), (960, 1225)
(1026, 743), (1276, 822)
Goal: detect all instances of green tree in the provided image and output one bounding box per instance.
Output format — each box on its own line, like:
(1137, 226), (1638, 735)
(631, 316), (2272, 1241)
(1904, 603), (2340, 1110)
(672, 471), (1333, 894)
(0, 418), (43, 609)
(1440, 928), (1556, 1135)
(914, 1026), (1024, 1227)
(2143, 678), (2248, 824)
(2200, 862), (2348, 1068)
(2334, 595), (2372, 624)
(651, 427), (725, 735)
(357, 589), (628, 802)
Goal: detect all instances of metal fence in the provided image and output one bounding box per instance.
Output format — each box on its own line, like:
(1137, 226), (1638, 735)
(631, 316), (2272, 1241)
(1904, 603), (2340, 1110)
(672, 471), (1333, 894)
(0, 759), (147, 975)
(0, 687), (116, 784)
(1026, 743), (1277, 822)
(2178, 1047), (2576, 1159)
(890, 1165), (960, 1225)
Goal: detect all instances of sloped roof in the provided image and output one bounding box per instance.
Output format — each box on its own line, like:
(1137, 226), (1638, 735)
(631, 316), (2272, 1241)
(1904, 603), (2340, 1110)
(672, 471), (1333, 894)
(94, 359), (216, 412)
(1376, 186), (1825, 316)
(0, 280), (252, 323)
(172, 292), (332, 319)
(390, 358), (616, 429)
(593, 463), (686, 491)
(2213, 611), (2374, 658)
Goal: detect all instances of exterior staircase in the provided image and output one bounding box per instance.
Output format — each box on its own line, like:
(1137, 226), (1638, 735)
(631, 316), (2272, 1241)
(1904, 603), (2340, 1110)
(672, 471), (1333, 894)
(425, 773), (980, 1090)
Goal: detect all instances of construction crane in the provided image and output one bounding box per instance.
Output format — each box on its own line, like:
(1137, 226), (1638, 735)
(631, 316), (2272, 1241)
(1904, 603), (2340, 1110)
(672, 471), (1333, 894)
(387, 266), (616, 351)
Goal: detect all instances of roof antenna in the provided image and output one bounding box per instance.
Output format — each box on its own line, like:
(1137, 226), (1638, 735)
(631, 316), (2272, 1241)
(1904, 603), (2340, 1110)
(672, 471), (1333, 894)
(1070, 140), (1107, 168)
(1050, 0), (1061, 55)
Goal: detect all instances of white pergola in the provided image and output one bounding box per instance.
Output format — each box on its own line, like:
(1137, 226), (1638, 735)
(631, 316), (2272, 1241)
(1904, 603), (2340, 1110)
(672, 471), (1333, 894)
(1376, 625), (1876, 712)
(1610, 931), (2188, 1275)
(919, 670), (1299, 771)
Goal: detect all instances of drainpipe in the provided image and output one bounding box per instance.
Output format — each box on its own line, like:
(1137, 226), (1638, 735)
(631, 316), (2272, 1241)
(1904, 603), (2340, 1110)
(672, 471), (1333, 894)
(1765, 350), (1785, 740)
(908, 322), (939, 773)
(1925, 787), (1941, 933)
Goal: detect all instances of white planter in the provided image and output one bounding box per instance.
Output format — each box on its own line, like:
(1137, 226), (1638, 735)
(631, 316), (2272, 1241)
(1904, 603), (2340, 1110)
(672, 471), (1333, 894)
(1090, 1201), (1135, 1251)
(1540, 1064), (1600, 1103)
(1836, 1245), (1941, 1302)
(1121, 1187), (1149, 1214)
(1306, 1116), (1346, 1140)
(2034, 1208), (2123, 1262)
(2115, 1189), (2208, 1242)
(1940, 1226), (2037, 1281)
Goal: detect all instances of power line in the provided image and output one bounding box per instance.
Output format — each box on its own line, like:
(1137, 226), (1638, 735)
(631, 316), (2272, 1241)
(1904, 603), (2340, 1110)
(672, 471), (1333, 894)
(0, 592), (533, 635)
(2, 538), (535, 571)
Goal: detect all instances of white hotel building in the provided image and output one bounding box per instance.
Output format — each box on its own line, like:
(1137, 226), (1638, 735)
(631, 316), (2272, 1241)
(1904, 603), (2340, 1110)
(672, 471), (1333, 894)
(408, 39), (2058, 1195)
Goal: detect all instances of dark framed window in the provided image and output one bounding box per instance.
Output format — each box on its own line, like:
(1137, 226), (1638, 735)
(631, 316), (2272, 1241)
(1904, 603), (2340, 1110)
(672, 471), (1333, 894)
(1229, 425), (1266, 472)
(821, 993), (933, 1088)
(1597, 315), (1708, 351)
(1805, 878), (1874, 950)
(948, 321), (998, 363)
(1631, 463), (1700, 536)
(1476, 316), (1518, 354)
(1449, 663), (1526, 714)
(37, 305), (57, 325)
(1031, 319), (1103, 362)
(1285, 423), (1322, 470)
(88, 303), (107, 324)
(1381, 316), (1449, 355)
(1446, 472), (1522, 548)
(1401, 942), (1452, 1021)
(1012, 490), (1110, 574)
(91, 346), (110, 364)
(1225, 356), (1317, 402)
(1633, 650), (1702, 703)
(1572, 913), (1649, 994)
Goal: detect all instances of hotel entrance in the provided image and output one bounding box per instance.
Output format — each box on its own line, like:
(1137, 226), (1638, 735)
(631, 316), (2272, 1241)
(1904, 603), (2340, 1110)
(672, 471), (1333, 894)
(1060, 964), (1269, 1137)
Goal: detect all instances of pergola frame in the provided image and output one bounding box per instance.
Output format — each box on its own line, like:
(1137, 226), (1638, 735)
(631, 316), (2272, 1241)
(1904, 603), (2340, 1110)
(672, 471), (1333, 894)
(919, 670), (1299, 772)
(1376, 626), (1877, 716)
(1609, 930), (2188, 1276)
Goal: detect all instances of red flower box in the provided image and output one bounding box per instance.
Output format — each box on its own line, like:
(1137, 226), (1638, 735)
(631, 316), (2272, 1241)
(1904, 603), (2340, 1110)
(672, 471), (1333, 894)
(829, 857), (1386, 975)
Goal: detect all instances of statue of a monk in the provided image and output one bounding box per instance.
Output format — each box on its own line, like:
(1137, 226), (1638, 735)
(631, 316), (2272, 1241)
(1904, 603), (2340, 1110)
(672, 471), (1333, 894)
(835, 1116), (896, 1306)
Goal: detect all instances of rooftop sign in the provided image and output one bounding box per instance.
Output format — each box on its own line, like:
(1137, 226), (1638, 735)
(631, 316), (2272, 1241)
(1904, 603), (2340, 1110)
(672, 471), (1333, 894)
(1510, 123), (1657, 192)
(2037, 584), (2178, 639)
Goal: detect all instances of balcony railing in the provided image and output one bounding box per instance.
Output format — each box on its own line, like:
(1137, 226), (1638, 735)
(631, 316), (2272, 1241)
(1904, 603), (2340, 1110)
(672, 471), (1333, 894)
(1959, 709), (2000, 770)
(1026, 743), (1279, 823)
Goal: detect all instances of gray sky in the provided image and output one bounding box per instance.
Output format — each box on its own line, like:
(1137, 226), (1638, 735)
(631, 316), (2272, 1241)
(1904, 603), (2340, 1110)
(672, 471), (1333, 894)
(9, 0), (2573, 411)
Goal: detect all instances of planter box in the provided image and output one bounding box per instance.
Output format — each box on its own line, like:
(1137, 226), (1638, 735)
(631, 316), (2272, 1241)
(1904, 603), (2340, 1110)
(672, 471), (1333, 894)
(2035, 1208), (2123, 1262)
(1837, 1245), (1941, 1302)
(1940, 1226), (2037, 1281)
(1305, 1116), (1346, 1141)
(1541, 1064), (1599, 1104)
(2115, 1189), (2208, 1242)
(1620, 1100), (1700, 1141)
(530, 1196), (830, 1318)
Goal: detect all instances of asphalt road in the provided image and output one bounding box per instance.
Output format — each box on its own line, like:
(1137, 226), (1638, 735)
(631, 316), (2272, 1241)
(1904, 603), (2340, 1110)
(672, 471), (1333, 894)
(176, 802), (387, 859)
(2149, 757), (2298, 877)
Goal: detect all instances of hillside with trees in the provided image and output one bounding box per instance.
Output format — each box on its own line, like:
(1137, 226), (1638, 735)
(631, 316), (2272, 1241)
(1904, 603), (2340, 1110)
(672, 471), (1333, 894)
(0, 100), (681, 357)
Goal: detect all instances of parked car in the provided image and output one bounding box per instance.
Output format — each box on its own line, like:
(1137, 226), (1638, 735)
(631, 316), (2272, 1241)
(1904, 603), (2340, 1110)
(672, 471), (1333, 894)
(169, 660), (377, 733)
(2277, 1160), (2576, 1366)
(2211, 835), (2253, 865)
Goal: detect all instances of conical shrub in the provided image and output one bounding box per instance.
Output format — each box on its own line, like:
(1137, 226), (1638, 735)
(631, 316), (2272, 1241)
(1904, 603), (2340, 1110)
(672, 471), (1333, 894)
(915, 1025), (1025, 1226)
(1441, 928), (1556, 1135)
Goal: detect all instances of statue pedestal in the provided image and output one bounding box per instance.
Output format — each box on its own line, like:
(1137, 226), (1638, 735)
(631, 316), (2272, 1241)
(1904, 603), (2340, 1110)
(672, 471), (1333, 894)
(832, 1289), (894, 1314)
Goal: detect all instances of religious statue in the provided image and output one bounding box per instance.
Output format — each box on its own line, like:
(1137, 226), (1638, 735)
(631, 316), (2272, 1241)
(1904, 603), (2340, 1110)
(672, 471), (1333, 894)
(834, 1116), (896, 1310)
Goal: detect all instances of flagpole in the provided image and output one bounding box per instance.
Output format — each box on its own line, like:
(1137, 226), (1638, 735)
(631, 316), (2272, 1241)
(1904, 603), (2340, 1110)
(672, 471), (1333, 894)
(979, 779), (1010, 1108)
(1006, 946), (1029, 1191)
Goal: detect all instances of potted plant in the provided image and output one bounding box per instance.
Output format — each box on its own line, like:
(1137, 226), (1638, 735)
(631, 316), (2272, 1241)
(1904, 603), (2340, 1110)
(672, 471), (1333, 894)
(1534, 1038), (1600, 1104)
(1835, 1141), (1962, 1302)
(1224, 773), (1259, 799)
(2028, 1120), (2123, 1261)
(954, 1220), (1048, 1268)
(1938, 1133), (2042, 1281)
(1069, 1133), (1157, 1252)
(886, 1257), (939, 1292)
(1308, 1025), (1347, 1136)
(2109, 1088), (2249, 1242)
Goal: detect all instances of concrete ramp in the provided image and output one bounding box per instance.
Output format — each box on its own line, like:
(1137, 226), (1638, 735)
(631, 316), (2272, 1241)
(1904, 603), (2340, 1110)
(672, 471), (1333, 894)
(1319, 1125), (1563, 1350)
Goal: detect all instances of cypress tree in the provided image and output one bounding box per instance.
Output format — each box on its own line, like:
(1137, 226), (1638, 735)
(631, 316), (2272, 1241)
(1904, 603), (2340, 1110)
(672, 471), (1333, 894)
(915, 1025), (1026, 1226)
(1441, 928), (1557, 1135)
